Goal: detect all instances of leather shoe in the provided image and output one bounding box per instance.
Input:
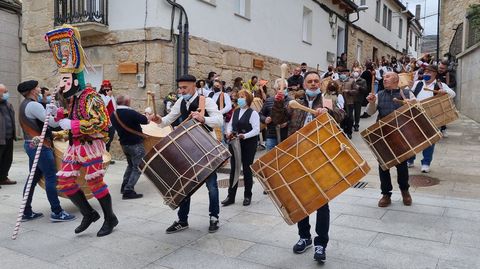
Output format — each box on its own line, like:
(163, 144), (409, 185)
(401, 190), (412, 206)
(221, 197), (234, 206)
(0, 178), (17, 185)
(378, 195), (391, 207)
(122, 191), (143, 200)
(243, 197), (251, 206)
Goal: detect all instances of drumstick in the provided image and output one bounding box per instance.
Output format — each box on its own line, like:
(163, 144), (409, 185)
(147, 91), (157, 116)
(392, 98), (407, 105)
(280, 63), (288, 92)
(12, 88), (59, 240)
(288, 100), (317, 114)
(371, 70), (375, 95)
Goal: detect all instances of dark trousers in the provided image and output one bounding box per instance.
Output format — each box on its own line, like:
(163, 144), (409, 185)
(379, 161), (409, 195)
(297, 204), (330, 248)
(121, 143), (146, 192)
(228, 137), (258, 199)
(353, 101), (362, 128)
(342, 104), (354, 135)
(106, 125), (115, 152)
(0, 138), (14, 181)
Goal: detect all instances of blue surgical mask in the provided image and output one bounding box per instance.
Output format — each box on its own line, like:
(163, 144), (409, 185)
(1, 92), (9, 102)
(237, 98), (246, 108)
(38, 94), (52, 103)
(306, 89), (321, 97)
(423, 74), (432, 81)
(339, 74), (348, 81)
(181, 94), (192, 101)
(284, 89), (288, 96)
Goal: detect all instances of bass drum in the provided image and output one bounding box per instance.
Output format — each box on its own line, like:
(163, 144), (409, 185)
(141, 122), (173, 153)
(38, 140), (111, 199)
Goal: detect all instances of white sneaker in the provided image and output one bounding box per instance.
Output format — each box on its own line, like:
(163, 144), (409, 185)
(441, 129), (449, 138)
(407, 162), (414, 168)
(421, 164), (430, 173)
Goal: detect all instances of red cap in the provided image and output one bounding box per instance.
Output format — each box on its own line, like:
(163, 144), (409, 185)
(101, 80), (112, 88)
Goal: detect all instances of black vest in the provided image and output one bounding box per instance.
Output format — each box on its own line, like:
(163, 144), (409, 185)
(208, 91), (226, 111)
(413, 81), (440, 97)
(19, 99), (52, 142)
(180, 96), (212, 131)
(232, 108), (253, 134)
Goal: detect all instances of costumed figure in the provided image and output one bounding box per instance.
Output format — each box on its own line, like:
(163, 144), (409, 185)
(45, 25), (118, 237)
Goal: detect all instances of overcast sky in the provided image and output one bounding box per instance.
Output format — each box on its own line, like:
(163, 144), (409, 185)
(403, 0), (439, 35)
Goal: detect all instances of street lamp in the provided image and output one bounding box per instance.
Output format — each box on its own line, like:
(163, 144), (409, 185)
(350, 5), (369, 23)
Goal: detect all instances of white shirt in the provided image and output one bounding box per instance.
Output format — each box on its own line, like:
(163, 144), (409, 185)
(210, 91), (232, 115)
(159, 92), (223, 128)
(303, 99), (315, 125)
(25, 101), (59, 128)
(411, 80), (456, 101)
(225, 108), (260, 139)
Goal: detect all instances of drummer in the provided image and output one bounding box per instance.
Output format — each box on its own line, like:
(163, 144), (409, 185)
(17, 80), (76, 222)
(153, 74), (224, 234)
(407, 65), (456, 173)
(208, 79), (232, 140)
(289, 71), (345, 263)
(221, 89), (260, 207)
(366, 71), (416, 208)
(110, 94), (155, 199)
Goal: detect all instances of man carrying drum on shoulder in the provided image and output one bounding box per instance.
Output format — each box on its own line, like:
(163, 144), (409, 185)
(366, 72), (415, 208)
(152, 74), (224, 234)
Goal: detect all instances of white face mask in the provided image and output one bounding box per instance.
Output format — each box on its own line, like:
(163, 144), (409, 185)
(353, 72), (359, 78)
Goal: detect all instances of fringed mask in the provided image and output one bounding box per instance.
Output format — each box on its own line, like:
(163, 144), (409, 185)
(59, 73), (80, 99)
(45, 25), (85, 73)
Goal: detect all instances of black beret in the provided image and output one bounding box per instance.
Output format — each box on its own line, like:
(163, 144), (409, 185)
(424, 65), (438, 73)
(17, 80), (38, 94)
(176, 74), (197, 83)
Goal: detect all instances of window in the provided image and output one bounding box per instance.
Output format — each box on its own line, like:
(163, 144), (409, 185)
(398, 18), (403, 38)
(375, 0), (381, 22)
(387, 9), (392, 31)
(198, 0), (216, 6)
(302, 7), (313, 44)
(409, 30), (413, 46)
(415, 36), (418, 51)
(382, 4), (387, 27)
(235, 0), (251, 19)
(360, 0), (366, 5)
(356, 39), (363, 62)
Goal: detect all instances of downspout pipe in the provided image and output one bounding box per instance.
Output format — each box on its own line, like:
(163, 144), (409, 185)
(166, 0), (189, 76)
(177, 11), (183, 79)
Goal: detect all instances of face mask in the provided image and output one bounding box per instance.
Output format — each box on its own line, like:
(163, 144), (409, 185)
(339, 74), (348, 81)
(352, 72), (359, 78)
(213, 87), (221, 92)
(301, 68), (307, 73)
(284, 89), (288, 96)
(423, 74), (432, 81)
(1, 92), (9, 102)
(306, 89), (321, 97)
(237, 98), (246, 108)
(181, 94), (192, 101)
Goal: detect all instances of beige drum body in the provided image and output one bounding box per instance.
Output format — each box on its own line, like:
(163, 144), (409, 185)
(251, 113), (370, 225)
(398, 73), (413, 89)
(361, 102), (442, 171)
(420, 94), (459, 128)
(38, 141), (111, 199)
(141, 122), (172, 153)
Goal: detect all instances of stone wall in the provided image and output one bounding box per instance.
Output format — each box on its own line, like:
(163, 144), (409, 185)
(456, 43), (480, 123)
(347, 26), (402, 67)
(440, 0), (478, 56)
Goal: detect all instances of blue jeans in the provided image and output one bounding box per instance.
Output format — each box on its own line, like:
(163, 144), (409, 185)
(23, 142), (62, 215)
(408, 144), (435, 166)
(266, 138), (278, 151)
(178, 172), (219, 222)
(121, 143), (146, 192)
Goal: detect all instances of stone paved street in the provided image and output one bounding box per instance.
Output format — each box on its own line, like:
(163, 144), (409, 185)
(1, 113), (480, 269)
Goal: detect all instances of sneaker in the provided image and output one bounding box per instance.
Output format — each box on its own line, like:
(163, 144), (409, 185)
(313, 245), (326, 262)
(110, 160), (116, 165)
(407, 161), (414, 168)
(21, 212), (44, 222)
(421, 164), (430, 173)
(166, 221), (189, 234)
(50, 210), (76, 222)
(378, 194), (391, 207)
(441, 129), (449, 138)
(209, 216), (219, 233)
(292, 238), (312, 254)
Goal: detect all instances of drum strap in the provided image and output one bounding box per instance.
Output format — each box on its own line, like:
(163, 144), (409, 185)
(113, 111), (148, 138)
(198, 95), (206, 117)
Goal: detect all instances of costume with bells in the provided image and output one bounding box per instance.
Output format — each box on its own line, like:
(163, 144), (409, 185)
(45, 25), (118, 237)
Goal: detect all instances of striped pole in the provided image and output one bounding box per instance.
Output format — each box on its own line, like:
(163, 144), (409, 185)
(12, 92), (57, 240)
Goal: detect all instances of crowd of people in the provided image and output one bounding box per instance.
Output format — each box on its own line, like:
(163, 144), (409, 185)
(0, 52), (457, 263)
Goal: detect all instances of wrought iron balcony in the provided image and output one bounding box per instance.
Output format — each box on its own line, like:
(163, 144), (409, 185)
(54, 0), (109, 36)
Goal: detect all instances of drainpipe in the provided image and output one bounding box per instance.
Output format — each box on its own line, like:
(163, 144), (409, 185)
(176, 11), (183, 79)
(183, 20), (189, 75)
(166, 0), (189, 77)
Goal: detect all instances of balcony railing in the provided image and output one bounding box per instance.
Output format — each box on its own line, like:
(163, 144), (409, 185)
(54, 0), (108, 26)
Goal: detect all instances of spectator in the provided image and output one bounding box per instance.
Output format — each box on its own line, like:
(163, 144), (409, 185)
(0, 84), (17, 187)
(287, 67), (304, 91)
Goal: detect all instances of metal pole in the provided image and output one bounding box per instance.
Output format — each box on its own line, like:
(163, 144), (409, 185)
(436, 0), (441, 63)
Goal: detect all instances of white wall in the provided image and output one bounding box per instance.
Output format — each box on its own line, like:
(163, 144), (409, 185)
(352, 0), (409, 53)
(108, 0), (347, 70)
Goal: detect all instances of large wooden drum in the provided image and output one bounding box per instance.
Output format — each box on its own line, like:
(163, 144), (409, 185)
(361, 102), (442, 171)
(38, 140), (111, 199)
(141, 122), (172, 153)
(139, 120), (231, 209)
(398, 72), (413, 89)
(251, 113), (371, 225)
(420, 94), (458, 128)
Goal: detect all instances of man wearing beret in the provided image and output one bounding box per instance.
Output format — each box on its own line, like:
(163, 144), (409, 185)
(17, 80), (76, 222)
(154, 74), (224, 234)
(0, 84), (17, 188)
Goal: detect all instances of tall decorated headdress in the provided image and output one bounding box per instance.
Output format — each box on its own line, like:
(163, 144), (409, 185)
(45, 24), (87, 97)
